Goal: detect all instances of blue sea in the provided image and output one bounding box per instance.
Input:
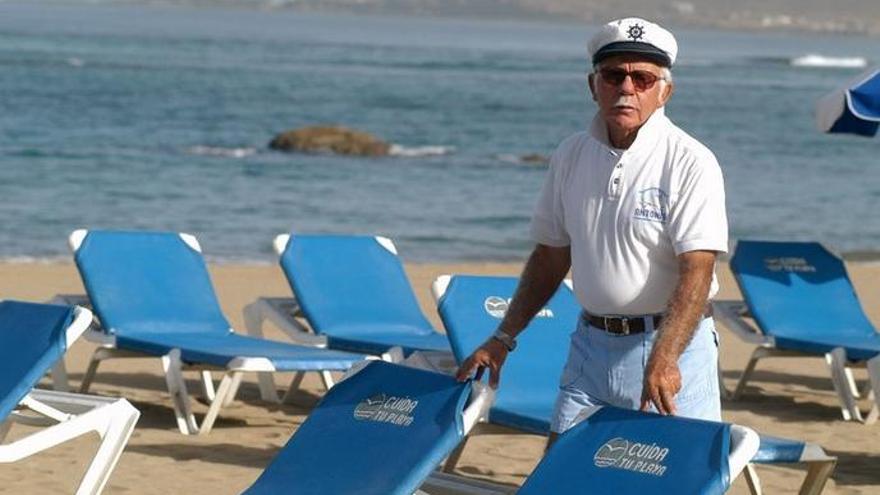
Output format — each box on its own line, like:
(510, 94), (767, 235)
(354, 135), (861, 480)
(1, 2), (879, 262)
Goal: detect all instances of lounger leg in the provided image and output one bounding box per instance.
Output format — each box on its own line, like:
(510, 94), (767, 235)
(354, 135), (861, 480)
(0, 420), (11, 443)
(161, 350), (198, 435)
(864, 356), (880, 425)
(75, 400), (140, 495)
(799, 460), (837, 495)
(320, 371), (335, 391)
(281, 372), (306, 404)
(743, 463), (763, 495)
(244, 302), (280, 403)
(442, 436), (470, 473)
(826, 349), (861, 422)
(222, 373), (243, 407)
(198, 373), (238, 436)
(844, 366), (861, 399)
(732, 347), (772, 400)
(52, 360), (70, 392)
(199, 371), (216, 403)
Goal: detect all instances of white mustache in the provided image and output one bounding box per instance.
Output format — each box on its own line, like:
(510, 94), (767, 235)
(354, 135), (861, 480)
(613, 97), (635, 108)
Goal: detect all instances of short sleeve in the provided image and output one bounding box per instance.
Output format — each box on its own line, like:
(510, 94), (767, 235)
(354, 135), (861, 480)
(667, 152), (728, 255)
(529, 147), (571, 247)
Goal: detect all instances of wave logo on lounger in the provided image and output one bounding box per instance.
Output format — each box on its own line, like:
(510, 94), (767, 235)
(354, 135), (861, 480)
(763, 257), (816, 273)
(633, 188), (669, 223)
(484, 296), (554, 319)
(353, 393), (418, 427)
(594, 437), (669, 477)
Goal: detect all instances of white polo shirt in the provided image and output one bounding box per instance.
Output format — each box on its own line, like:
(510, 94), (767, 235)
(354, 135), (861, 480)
(530, 108), (728, 316)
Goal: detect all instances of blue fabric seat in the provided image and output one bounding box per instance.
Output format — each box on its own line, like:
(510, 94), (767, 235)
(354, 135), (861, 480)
(0, 300), (140, 493)
(0, 301), (75, 419)
(722, 240), (880, 423)
(278, 234), (450, 355)
(435, 275), (579, 435)
(243, 361), (486, 495)
(72, 229), (367, 435)
(519, 407), (751, 495)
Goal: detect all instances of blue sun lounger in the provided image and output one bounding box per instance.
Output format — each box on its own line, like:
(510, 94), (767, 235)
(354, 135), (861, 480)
(519, 406), (759, 495)
(431, 274), (579, 470)
(242, 360), (492, 495)
(714, 240), (880, 423)
(435, 274), (837, 494)
(67, 229), (367, 435)
(246, 234), (449, 355)
(0, 300), (139, 495)
(244, 234), (452, 401)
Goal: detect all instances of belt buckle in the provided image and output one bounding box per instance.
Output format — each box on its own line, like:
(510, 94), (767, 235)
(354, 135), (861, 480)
(604, 316), (630, 336)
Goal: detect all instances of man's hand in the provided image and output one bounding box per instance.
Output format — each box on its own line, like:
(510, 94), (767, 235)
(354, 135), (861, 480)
(640, 250), (716, 416)
(455, 338), (509, 388)
(640, 350), (681, 415)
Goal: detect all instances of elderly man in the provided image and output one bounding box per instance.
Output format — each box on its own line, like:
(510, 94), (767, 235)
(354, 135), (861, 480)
(456, 17), (727, 443)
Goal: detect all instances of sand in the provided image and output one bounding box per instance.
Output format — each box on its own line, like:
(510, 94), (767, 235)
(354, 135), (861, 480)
(0, 260), (878, 494)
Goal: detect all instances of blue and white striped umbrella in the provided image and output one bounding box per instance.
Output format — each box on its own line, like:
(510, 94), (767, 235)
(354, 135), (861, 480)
(816, 68), (880, 137)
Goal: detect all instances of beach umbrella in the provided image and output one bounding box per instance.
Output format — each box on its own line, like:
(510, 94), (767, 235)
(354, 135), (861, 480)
(816, 67), (880, 137)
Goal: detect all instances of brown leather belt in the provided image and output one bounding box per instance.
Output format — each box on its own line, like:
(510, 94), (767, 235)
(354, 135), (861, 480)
(582, 311), (661, 336)
(582, 306), (712, 336)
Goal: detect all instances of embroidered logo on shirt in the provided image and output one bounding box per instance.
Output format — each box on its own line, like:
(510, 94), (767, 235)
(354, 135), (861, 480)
(633, 187), (669, 223)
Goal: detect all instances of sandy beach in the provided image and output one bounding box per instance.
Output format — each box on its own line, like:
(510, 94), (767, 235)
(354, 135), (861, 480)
(1, 259), (878, 494)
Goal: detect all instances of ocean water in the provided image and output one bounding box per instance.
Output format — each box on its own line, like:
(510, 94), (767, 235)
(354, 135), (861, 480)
(1, 2), (878, 262)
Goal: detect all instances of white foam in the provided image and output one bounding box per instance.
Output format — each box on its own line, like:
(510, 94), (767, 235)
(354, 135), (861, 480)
(186, 145), (257, 158)
(388, 144), (454, 157)
(791, 54), (867, 69)
(66, 57), (85, 67)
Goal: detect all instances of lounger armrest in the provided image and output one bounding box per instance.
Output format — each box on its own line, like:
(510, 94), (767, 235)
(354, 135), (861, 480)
(729, 425), (760, 480)
(243, 297), (328, 347)
(65, 306), (94, 349)
(462, 382), (494, 433)
(712, 300), (772, 345)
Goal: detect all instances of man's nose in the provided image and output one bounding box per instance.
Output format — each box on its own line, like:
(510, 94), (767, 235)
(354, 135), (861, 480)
(618, 74), (636, 94)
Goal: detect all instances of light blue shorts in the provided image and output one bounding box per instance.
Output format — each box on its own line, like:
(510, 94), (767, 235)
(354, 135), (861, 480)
(550, 315), (721, 433)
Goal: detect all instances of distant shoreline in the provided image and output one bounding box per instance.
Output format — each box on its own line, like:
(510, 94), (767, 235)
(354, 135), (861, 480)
(22, 1), (880, 38)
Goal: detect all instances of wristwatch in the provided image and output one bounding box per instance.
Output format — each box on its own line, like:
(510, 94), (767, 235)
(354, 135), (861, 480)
(491, 329), (517, 352)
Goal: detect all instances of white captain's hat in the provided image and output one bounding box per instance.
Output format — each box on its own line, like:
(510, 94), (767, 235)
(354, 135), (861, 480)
(588, 17), (678, 67)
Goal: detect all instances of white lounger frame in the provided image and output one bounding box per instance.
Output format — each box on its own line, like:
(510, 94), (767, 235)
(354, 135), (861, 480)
(741, 443), (837, 495)
(0, 306), (140, 495)
(713, 299), (880, 424)
(54, 230), (383, 435)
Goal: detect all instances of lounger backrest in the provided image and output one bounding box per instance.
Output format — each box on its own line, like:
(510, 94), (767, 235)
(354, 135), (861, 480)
(244, 361), (472, 495)
(519, 407), (732, 494)
(730, 240), (875, 339)
(0, 301), (74, 420)
(74, 230), (231, 336)
(280, 235), (434, 335)
(436, 275), (579, 432)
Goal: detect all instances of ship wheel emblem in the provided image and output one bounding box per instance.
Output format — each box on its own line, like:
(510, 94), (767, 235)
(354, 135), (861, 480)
(627, 24), (645, 41)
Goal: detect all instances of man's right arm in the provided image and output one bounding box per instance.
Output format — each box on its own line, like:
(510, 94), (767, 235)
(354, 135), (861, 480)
(455, 243), (571, 388)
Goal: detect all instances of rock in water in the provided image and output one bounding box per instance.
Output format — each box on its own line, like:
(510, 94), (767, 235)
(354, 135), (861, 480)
(520, 153), (549, 164)
(269, 126), (391, 156)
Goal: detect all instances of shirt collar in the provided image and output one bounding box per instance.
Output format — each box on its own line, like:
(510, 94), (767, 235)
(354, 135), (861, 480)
(589, 106), (668, 157)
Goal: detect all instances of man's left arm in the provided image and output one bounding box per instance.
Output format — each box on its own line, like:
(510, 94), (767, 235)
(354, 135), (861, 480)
(640, 249), (717, 415)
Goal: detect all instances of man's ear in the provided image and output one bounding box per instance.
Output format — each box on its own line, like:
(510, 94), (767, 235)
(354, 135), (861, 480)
(659, 80), (674, 105)
(588, 73), (597, 102)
